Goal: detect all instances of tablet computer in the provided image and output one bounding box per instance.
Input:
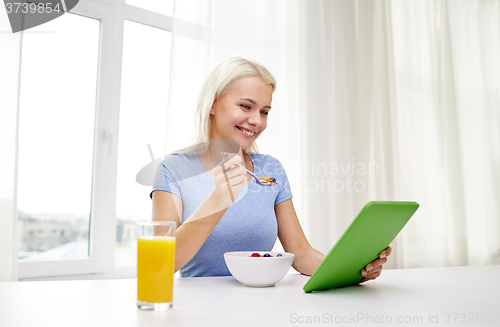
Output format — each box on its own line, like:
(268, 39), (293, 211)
(303, 201), (419, 293)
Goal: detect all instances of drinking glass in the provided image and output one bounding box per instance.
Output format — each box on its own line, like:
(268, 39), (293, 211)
(136, 221), (176, 310)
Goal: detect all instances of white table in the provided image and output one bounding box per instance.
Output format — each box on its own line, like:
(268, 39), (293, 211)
(1, 265), (499, 327)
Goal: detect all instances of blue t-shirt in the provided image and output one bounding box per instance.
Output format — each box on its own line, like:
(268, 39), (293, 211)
(150, 153), (293, 277)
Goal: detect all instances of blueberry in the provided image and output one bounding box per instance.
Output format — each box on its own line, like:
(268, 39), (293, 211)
(263, 253), (271, 257)
(270, 177), (276, 183)
(277, 253), (283, 257)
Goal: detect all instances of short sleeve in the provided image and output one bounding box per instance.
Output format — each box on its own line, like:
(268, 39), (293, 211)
(274, 160), (293, 206)
(150, 157), (182, 199)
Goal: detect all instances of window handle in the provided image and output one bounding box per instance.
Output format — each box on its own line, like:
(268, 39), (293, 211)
(103, 131), (113, 157)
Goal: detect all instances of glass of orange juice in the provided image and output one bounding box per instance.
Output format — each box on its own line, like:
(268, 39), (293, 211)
(137, 221), (176, 310)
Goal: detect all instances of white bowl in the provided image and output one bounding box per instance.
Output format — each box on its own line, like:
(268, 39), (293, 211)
(223, 251), (294, 287)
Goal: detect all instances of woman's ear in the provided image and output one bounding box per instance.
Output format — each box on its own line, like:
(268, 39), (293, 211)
(211, 98), (217, 115)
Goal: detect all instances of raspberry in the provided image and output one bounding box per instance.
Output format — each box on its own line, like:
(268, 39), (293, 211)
(250, 253), (260, 257)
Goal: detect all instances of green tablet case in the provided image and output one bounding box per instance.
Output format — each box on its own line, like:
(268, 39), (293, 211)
(303, 201), (419, 293)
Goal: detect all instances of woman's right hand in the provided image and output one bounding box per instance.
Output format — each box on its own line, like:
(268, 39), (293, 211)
(211, 154), (246, 207)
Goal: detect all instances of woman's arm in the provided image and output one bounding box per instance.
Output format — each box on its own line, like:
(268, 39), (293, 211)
(275, 199), (324, 276)
(152, 154), (246, 273)
(275, 199), (391, 281)
(152, 191), (225, 272)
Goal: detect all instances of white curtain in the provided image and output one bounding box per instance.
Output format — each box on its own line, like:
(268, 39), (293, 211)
(358, 0), (500, 268)
(383, 0), (500, 267)
(167, 0), (500, 269)
(0, 12), (22, 282)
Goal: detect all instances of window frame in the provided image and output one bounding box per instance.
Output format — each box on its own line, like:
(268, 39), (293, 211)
(18, 0), (173, 279)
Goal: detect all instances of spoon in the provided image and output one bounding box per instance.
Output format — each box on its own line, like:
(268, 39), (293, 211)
(241, 166), (277, 186)
(220, 152), (277, 186)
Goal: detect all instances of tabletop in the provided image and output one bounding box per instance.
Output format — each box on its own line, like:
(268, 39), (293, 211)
(0, 265), (499, 327)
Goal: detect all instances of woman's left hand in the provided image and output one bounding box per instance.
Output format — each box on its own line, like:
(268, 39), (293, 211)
(359, 246), (392, 283)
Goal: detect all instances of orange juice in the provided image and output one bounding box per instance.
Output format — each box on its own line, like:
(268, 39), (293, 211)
(137, 236), (176, 303)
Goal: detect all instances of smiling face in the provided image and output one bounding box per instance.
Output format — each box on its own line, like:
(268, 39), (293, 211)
(209, 76), (273, 151)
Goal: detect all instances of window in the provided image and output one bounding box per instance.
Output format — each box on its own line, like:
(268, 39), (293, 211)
(17, 1), (174, 279)
(17, 13), (98, 262)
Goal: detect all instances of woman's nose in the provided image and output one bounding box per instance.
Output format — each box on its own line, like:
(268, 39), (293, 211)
(247, 110), (262, 127)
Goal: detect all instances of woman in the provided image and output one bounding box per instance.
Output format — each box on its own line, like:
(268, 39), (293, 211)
(151, 57), (390, 281)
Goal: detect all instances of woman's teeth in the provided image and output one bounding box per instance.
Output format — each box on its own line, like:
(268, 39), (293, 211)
(237, 127), (256, 136)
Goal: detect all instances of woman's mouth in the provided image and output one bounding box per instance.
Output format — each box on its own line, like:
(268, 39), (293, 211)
(236, 126), (257, 138)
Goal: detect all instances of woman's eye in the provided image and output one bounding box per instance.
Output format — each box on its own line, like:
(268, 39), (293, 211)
(240, 104), (251, 110)
(260, 110), (269, 116)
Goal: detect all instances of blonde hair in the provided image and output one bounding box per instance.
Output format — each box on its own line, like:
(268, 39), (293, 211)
(191, 57), (276, 154)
